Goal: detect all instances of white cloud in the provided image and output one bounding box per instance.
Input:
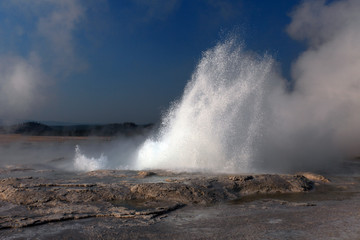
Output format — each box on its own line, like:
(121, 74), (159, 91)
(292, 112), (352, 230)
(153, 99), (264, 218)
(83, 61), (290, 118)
(287, 0), (360, 48)
(288, 0), (360, 155)
(0, 0), (86, 119)
(36, 0), (86, 73)
(258, 0), (360, 171)
(0, 54), (48, 119)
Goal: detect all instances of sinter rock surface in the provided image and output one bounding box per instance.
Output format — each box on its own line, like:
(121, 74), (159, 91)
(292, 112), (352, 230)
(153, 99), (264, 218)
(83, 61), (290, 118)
(0, 168), (317, 229)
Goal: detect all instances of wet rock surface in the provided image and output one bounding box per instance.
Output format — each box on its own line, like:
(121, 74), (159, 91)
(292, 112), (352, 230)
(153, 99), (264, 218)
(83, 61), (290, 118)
(0, 168), (314, 230)
(1, 163), (360, 240)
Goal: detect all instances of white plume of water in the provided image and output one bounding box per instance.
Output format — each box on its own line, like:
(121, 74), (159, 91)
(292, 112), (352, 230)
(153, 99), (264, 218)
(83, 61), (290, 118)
(73, 145), (108, 171)
(74, 0), (360, 174)
(136, 38), (276, 172)
(135, 0), (360, 173)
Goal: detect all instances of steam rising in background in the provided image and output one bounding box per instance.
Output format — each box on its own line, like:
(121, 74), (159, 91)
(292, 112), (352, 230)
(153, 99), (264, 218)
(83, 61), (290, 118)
(288, 0), (360, 156)
(0, 0), (85, 121)
(0, 54), (47, 119)
(261, 0), (360, 171)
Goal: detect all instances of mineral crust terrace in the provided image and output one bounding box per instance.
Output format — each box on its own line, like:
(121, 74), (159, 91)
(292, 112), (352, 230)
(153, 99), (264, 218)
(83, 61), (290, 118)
(0, 168), (326, 229)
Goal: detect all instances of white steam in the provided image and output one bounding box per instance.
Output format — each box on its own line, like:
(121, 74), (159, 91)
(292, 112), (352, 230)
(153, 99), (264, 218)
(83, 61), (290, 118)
(35, 0), (86, 74)
(0, 0), (85, 120)
(71, 136), (148, 172)
(261, 0), (360, 171)
(135, 0), (360, 173)
(287, 0), (360, 158)
(0, 54), (47, 119)
(73, 145), (108, 172)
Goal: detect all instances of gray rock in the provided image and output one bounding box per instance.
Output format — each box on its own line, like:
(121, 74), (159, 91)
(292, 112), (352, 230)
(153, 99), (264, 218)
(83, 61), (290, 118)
(0, 169), (315, 229)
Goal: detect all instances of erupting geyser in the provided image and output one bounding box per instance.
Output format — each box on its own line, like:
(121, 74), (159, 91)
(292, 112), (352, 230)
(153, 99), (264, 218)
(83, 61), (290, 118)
(74, 145), (108, 171)
(136, 39), (276, 172)
(74, 0), (360, 173)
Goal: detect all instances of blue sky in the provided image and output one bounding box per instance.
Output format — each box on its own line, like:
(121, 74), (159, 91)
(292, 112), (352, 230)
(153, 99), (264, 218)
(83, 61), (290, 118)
(0, 0), (305, 124)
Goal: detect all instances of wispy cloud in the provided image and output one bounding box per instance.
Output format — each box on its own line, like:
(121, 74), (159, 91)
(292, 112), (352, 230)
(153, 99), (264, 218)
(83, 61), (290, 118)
(36, 0), (86, 73)
(287, 0), (360, 48)
(10, 0), (87, 74)
(0, 54), (47, 119)
(0, 0), (86, 120)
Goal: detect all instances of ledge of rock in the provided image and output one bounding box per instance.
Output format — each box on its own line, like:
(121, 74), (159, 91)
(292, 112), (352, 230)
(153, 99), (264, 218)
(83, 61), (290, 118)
(0, 169), (316, 229)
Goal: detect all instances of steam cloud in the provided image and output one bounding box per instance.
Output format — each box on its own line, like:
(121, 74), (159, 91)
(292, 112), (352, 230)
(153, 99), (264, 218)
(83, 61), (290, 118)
(0, 54), (46, 119)
(288, 0), (360, 156)
(0, 0), (85, 121)
(260, 0), (360, 172)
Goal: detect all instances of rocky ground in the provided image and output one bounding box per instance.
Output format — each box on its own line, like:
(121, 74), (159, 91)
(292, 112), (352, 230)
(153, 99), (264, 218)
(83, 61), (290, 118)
(0, 164), (360, 239)
(0, 167), (316, 229)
